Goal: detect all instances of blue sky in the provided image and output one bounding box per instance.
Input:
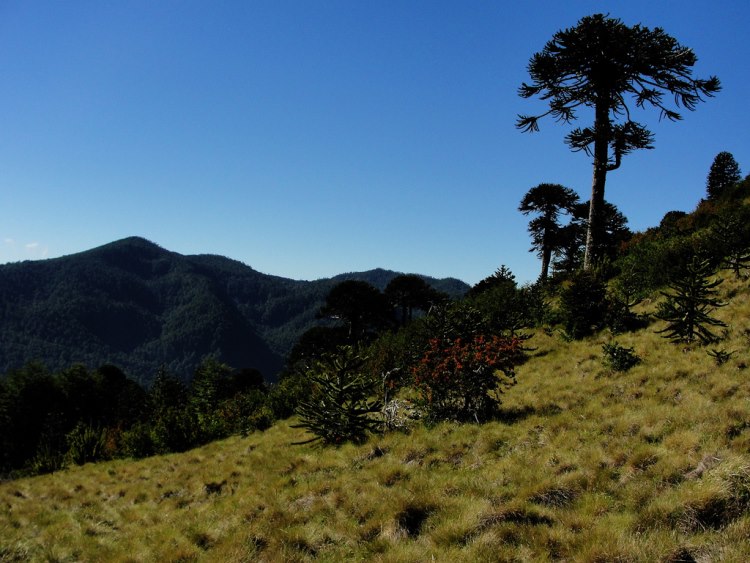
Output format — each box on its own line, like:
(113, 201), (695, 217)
(1, 1), (747, 285)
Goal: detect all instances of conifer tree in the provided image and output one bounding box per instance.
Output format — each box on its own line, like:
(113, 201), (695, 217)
(706, 151), (741, 200)
(518, 14), (720, 270)
(656, 257), (726, 344)
(712, 207), (750, 278)
(293, 346), (381, 444)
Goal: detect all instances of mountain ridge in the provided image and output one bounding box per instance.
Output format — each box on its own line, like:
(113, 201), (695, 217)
(0, 236), (470, 385)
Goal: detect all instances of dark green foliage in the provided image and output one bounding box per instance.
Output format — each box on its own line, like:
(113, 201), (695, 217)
(468, 265), (517, 298)
(614, 230), (707, 294)
(384, 274), (447, 326)
(0, 355), (281, 474)
(606, 263), (651, 334)
(286, 326), (350, 367)
(294, 346), (382, 445)
(468, 267), (544, 335)
(551, 201), (631, 276)
(0, 363), (65, 473)
(706, 152), (742, 200)
(65, 423), (109, 465)
(558, 272), (608, 339)
(602, 342), (641, 372)
(656, 257), (727, 344)
(268, 370), (313, 420)
(318, 280), (392, 343)
(710, 207), (750, 279)
(659, 211), (689, 236)
(190, 358), (234, 442)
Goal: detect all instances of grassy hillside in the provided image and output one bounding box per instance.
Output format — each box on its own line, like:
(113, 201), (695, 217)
(1, 276), (749, 561)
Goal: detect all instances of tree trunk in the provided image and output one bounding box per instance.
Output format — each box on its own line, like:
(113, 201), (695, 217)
(583, 101), (610, 271)
(540, 247), (551, 281)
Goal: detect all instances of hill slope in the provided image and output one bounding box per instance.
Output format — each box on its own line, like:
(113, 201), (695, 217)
(1, 275), (748, 561)
(0, 237), (469, 384)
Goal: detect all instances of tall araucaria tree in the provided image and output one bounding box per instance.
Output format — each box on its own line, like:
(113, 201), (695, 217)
(518, 183), (579, 281)
(517, 13), (720, 270)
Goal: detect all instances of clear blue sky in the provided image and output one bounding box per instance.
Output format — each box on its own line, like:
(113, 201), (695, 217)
(1, 1), (747, 285)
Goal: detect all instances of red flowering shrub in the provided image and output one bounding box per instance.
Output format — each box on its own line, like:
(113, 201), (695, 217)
(411, 335), (523, 422)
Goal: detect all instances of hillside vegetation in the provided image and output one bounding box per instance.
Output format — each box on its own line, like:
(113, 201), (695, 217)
(0, 237), (468, 386)
(1, 271), (749, 561)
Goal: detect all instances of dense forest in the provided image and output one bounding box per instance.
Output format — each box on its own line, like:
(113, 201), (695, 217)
(0, 237), (468, 386)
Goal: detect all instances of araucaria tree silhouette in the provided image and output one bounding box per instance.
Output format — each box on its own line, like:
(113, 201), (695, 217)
(656, 257), (727, 344)
(517, 13), (720, 270)
(519, 183), (579, 281)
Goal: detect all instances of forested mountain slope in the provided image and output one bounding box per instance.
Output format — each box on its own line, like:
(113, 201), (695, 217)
(0, 237), (468, 385)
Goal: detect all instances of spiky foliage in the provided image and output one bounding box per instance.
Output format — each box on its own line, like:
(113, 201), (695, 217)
(656, 257), (727, 344)
(293, 346), (382, 445)
(706, 151), (741, 200)
(518, 13), (720, 270)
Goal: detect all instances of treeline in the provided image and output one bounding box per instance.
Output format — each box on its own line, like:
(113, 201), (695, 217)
(0, 359), (283, 477)
(0, 274), (454, 476)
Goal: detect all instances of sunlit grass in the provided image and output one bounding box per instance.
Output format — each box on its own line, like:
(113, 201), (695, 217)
(1, 276), (749, 561)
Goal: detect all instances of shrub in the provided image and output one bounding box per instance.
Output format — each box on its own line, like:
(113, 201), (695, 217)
(65, 423), (108, 465)
(602, 342), (641, 372)
(411, 334), (522, 423)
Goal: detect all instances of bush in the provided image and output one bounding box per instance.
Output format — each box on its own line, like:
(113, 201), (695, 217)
(602, 342), (641, 372)
(65, 423), (108, 465)
(119, 422), (156, 459)
(411, 334), (523, 423)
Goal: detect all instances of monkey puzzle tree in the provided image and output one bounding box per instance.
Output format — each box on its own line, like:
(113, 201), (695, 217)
(384, 274), (445, 326)
(517, 13), (720, 270)
(519, 183), (579, 281)
(318, 280), (391, 343)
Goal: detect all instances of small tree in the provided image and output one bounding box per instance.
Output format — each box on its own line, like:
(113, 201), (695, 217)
(558, 271), (608, 339)
(518, 184), (580, 281)
(706, 151), (741, 200)
(711, 207), (750, 278)
(294, 346), (381, 445)
(656, 257), (727, 344)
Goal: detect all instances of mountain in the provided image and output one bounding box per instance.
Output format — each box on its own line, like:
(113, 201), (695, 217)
(0, 237), (469, 385)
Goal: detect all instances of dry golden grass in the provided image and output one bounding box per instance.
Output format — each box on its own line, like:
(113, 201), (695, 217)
(1, 275), (749, 561)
